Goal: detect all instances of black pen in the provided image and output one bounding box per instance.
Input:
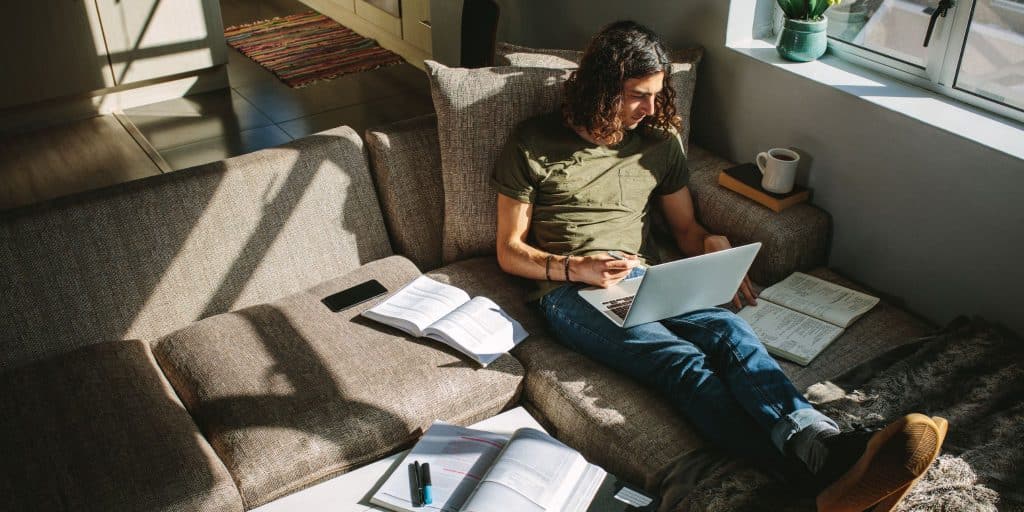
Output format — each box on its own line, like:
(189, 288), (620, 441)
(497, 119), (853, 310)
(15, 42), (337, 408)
(608, 250), (647, 269)
(409, 461), (422, 507)
(421, 463), (433, 505)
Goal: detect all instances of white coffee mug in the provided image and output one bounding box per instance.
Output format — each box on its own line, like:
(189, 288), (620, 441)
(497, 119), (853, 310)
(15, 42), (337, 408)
(756, 148), (799, 194)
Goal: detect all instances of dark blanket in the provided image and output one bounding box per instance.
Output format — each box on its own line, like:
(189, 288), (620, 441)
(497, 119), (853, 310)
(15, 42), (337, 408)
(661, 317), (1024, 512)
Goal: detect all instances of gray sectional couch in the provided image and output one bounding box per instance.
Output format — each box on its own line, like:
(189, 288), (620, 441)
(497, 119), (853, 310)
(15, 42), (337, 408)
(0, 112), (934, 510)
(2, 41), (953, 512)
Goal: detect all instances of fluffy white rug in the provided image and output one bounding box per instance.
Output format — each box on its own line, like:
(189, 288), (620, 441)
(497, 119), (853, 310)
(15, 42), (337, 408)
(664, 317), (1022, 512)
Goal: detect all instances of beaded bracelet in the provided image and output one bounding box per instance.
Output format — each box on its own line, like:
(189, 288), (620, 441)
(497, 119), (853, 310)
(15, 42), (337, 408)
(545, 254), (554, 281)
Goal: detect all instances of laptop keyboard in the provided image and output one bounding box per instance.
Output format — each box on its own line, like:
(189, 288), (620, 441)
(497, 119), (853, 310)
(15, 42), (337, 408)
(602, 295), (636, 321)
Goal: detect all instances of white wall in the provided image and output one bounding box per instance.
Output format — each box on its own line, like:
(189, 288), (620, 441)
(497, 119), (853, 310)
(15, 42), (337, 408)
(433, 0), (1024, 335)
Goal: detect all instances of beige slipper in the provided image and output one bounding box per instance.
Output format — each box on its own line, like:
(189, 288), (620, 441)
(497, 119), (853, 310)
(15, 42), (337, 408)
(867, 416), (949, 512)
(816, 413), (945, 512)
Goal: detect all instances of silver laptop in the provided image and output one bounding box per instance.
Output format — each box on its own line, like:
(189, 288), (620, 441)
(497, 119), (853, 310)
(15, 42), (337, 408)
(577, 243), (761, 328)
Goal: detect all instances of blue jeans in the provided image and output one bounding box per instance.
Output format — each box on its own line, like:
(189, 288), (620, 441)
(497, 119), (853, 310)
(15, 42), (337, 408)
(539, 268), (834, 470)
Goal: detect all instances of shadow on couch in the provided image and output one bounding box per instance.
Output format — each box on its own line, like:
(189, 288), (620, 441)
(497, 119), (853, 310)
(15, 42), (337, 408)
(2, 131), (390, 373)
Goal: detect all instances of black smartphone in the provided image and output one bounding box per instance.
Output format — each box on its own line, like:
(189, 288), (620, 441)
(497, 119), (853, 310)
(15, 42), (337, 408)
(321, 279), (387, 312)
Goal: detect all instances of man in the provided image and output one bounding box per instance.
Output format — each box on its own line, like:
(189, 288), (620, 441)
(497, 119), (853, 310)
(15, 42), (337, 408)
(492, 20), (946, 511)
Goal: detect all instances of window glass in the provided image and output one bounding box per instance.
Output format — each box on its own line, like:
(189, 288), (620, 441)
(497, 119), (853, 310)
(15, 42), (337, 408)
(827, 0), (930, 68)
(955, 0), (1024, 110)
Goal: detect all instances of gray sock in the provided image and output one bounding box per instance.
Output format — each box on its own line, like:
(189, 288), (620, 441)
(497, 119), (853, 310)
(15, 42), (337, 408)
(789, 421), (841, 474)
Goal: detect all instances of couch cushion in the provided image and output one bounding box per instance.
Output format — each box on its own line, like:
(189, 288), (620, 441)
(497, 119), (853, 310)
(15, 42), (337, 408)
(495, 42), (581, 68)
(0, 339), (243, 512)
(151, 255), (524, 509)
(424, 257), (705, 489)
(426, 61), (573, 264)
(494, 42), (703, 153)
(0, 126), (393, 373)
(685, 144), (831, 285)
(365, 114), (445, 271)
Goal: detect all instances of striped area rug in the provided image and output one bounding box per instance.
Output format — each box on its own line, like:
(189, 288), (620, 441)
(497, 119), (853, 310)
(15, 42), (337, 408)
(225, 12), (404, 88)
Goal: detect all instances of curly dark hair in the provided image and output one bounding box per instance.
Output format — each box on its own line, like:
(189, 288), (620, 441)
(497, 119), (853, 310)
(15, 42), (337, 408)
(563, 20), (681, 144)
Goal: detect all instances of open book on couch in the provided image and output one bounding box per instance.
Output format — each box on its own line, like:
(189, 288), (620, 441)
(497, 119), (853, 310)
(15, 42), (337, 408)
(738, 272), (880, 365)
(370, 422), (607, 512)
(362, 276), (528, 367)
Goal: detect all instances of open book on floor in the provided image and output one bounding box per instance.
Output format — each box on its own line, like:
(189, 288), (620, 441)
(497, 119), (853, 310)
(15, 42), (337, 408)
(362, 275), (528, 367)
(738, 272), (880, 365)
(370, 422), (654, 512)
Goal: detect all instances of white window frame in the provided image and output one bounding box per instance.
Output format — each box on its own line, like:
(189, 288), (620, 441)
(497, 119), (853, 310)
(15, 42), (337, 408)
(824, 0), (1024, 124)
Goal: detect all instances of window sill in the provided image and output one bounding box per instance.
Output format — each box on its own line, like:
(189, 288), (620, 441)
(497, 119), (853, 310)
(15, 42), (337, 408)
(726, 38), (1024, 161)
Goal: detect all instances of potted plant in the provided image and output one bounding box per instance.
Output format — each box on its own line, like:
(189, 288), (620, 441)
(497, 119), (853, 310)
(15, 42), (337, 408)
(776, 0), (841, 61)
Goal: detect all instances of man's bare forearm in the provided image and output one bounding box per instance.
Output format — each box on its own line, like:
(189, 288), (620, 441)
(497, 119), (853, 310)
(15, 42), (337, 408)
(675, 222), (712, 257)
(496, 194), (581, 282)
(497, 239), (637, 288)
(659, 187), (715, 257)
(497, 239), (578, 282)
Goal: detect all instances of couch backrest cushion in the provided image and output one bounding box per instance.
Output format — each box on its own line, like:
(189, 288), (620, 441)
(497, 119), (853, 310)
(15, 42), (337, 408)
(0, 339), (243, 512)
(494, 42), (703, 154)
(151, 255), (524, 508)
(426, 61), (573, 263)
(365, 114), (445, 271)
(495, 42), (581, 68)
(0, 126), (392, 372)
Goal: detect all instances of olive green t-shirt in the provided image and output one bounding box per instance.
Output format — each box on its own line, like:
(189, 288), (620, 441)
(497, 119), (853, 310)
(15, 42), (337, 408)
(492, 111), (690, 295)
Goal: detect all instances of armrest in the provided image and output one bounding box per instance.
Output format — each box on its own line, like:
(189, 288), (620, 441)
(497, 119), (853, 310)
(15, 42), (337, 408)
(685, 145), (831, 286)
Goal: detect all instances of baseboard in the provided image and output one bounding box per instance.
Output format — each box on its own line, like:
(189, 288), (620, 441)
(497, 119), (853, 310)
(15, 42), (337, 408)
(0, 66), (229, 135)
(96, 66), (230, 113)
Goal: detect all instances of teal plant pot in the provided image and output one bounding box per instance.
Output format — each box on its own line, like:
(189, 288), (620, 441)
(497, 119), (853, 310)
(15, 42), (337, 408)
(777, 17), (828, 62)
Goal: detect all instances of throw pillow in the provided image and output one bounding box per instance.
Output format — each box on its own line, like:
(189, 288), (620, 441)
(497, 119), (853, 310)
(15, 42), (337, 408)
(494, 42), (580, 68)
(495, 42), (704, 153)
(426, 61), (573, 263)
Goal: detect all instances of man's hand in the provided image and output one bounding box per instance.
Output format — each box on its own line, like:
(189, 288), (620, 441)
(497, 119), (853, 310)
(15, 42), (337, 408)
(573, 253), (638, 288)
(703, 235), (758, 308)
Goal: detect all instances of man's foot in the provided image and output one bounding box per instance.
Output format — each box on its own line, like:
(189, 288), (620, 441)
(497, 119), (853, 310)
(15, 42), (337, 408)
(815, 413), (947, 512)
(869, 416), (948, 512)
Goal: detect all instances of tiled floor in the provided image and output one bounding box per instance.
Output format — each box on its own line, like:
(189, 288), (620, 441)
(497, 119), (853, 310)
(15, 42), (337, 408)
(125, 0), (434, 171)
(0, 116), (164, 210)
(1, 0), (434, 209)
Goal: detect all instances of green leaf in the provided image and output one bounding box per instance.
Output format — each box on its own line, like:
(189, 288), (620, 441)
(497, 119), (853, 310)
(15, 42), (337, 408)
(808, 0), (832, 18)
(776, 0), (806, 18)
